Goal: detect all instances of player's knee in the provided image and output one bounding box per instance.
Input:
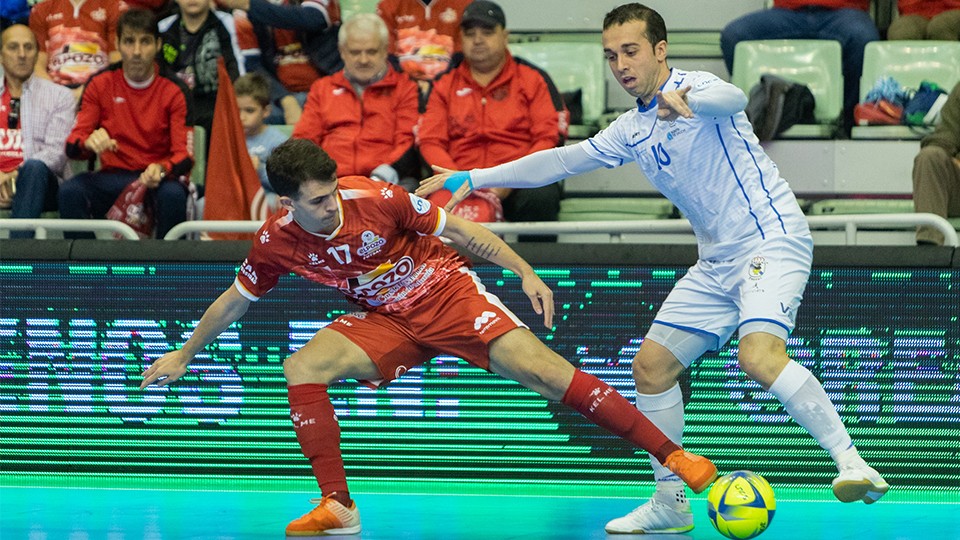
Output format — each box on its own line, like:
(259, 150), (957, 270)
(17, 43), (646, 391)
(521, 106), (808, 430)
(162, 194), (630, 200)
(283, 353), (335, 385)
(632, 355), (673, 394)
(736, 337), (787, 382)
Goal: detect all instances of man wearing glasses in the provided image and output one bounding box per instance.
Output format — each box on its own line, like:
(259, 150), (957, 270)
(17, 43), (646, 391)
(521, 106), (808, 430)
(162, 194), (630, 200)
(0, 24), (75, 238)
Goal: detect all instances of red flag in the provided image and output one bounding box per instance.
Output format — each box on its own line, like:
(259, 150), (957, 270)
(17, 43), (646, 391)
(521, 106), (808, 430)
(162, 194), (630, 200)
(202, 59), (265, 240)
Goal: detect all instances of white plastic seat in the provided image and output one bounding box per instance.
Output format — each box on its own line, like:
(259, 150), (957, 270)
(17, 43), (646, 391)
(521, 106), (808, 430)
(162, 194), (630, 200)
(853, 41), (960, 140)
(731, 39), (843, 139)
(509, 41), (606, 137)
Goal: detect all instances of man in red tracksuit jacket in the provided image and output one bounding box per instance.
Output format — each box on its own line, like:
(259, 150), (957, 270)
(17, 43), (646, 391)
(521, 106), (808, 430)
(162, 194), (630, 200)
(292, 13), (420, 192)
(60, 8), (194, 239)
(417, 0), (568, 228)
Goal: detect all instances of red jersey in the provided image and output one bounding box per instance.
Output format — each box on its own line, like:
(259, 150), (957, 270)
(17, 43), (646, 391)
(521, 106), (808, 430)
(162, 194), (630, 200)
(291, 66), (419, 177)
(235, 176), (468, 313)
(66, 65), (192, 175)
(898, 0), (960, 17)
(30, 0), (120, 87)
(417, 53), (568, 170)
(774, 0), (869, 9)
(273, 0), (341, 92)
(0, 89), (24, 173)
(376, 0), (471, 81)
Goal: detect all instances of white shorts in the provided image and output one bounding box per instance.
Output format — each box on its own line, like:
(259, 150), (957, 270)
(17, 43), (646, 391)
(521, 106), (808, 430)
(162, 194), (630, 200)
(646, 235), (813, 367)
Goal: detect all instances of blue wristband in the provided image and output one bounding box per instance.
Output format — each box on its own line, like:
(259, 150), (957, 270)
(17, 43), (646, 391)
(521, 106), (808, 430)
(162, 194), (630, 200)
(443, 171), (473, 192)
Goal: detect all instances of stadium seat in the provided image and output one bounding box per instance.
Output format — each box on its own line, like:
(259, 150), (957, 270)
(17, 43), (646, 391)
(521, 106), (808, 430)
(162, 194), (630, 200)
(853, 41), (960, 140)
(558, 197), (674, 221)
(807, 198), (914, 215)
(509, 41), (606, 138)
(340, 0), (380, 18)
(731, 40), (843, 139)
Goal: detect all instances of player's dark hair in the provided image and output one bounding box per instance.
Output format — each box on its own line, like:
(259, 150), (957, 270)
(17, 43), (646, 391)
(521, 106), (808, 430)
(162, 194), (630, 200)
(117, 8), (160, 39)
(266, 138), (338, 198)
(234, 72), (271, 108)
(602, 3), (667, 46)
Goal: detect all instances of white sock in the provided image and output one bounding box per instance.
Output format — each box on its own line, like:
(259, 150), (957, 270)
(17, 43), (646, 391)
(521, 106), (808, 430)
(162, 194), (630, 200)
(636, 384), (686, 505)
(768, 360), (852, 460)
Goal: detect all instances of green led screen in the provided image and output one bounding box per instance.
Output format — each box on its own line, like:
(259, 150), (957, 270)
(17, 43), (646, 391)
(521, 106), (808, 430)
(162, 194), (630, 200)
(1, 262), (958, 492)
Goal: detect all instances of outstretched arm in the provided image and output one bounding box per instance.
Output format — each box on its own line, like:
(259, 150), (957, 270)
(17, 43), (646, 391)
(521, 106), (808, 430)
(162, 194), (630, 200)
(416, 142), (601, 211)
(140, 286), (252, 388)
(440, 213), (554, 329)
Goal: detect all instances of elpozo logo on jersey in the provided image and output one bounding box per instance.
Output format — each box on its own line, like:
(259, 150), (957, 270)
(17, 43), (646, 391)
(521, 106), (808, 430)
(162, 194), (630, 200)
(357, 230), (386, 258)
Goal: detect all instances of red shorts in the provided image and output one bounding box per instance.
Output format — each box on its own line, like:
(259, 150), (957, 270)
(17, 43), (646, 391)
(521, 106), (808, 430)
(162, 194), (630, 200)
(326, 267), (526, 385)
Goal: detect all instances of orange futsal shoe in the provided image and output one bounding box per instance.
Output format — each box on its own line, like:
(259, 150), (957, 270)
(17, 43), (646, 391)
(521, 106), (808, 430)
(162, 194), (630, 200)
(285, 496), (361, 536)
(664, 450), (719, 494)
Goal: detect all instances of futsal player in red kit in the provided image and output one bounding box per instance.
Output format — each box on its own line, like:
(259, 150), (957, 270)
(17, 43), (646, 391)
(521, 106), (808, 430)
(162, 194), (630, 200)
(139, 138), (718, 536)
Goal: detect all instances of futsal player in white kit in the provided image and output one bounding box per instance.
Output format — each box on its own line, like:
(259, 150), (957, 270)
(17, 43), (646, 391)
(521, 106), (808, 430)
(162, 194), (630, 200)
(417, 2), (890, 535)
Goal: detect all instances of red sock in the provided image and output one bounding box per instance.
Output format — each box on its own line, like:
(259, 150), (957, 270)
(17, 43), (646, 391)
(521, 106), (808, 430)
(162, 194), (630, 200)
(561, 370), (680, 464)
(288, 384), (350, 499)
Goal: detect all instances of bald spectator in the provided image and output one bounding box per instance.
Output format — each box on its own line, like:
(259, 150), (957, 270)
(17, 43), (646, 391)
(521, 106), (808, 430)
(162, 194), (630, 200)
(60, 8), (194, 239)
(29, 0), (123, 98)
(0, 25), (76, 239)
(292, 13), (419, 191)
(417, 0), (568, 227)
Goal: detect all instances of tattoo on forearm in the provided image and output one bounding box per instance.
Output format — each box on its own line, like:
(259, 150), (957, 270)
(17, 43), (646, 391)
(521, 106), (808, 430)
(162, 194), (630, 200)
(466, 236), (500, 259)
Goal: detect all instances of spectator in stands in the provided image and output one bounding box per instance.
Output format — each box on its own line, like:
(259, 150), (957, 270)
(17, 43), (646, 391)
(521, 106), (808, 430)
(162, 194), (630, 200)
(417, 0), (567, 225)
(419, 4), (890, 534)
(235, 71), (287, 199)
(888, 0), (960, 40)
(376, 0), (471, 98)
(29, 0), (123, 98)
(0, 24), (75, 239)
(217, 0), (343, 125)
(720, 0), (880, 134)
(913, 81), (960, 245)
(159, 0), (244, 144)
(60, 8), (194, 239)
(292, 14), (419, 192)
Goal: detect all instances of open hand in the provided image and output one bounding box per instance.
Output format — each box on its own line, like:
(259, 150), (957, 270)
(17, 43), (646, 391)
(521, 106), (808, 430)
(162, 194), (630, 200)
(657, 86), (693, 122)
(521, 272), (555, 329)
(140, 350), (192, 389)
(416, 166), (473, 212)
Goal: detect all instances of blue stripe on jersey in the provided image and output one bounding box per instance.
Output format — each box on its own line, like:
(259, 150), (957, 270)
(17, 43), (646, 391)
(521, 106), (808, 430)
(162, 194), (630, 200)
(627, 118), (658, 147)
(650, 320), (722, 351)
(730, 117), (788, 235)
(715, 123), (765, 239)
(586, 138), (625, 167)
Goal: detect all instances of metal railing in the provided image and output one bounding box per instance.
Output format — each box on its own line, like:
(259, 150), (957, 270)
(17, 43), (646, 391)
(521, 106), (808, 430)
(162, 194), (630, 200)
(3, 213), (957, 247)
(160, 213), (960, 246)
(0, 219), (140, 240)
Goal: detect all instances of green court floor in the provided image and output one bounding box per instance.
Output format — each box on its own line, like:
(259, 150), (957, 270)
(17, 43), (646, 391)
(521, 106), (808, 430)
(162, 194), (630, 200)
(2, 483), (957, 540)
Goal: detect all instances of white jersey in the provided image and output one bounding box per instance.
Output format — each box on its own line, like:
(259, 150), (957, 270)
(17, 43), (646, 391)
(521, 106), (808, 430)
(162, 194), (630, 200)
(585, 69), (809, 259)
(471, 68), (811, 261)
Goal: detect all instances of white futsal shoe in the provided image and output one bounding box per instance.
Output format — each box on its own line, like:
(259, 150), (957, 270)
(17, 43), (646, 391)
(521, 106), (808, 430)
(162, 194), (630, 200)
(604, 486), (693, 534)
(832, 459), (890, 504)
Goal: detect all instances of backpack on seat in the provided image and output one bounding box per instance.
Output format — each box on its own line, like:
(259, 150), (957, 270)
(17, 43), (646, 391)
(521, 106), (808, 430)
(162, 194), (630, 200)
(744, 74), (816, 141)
